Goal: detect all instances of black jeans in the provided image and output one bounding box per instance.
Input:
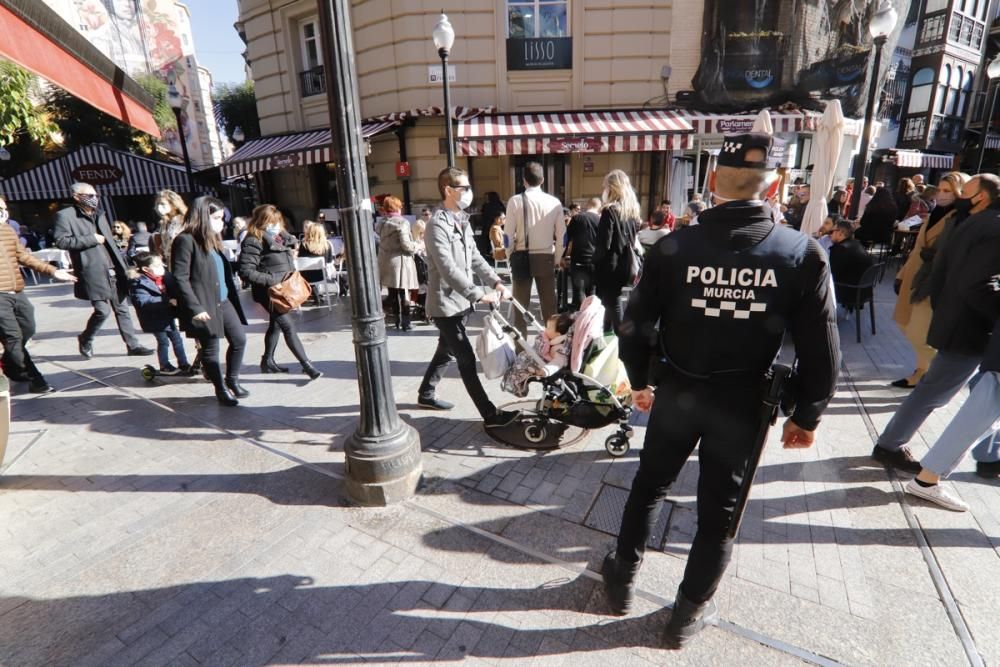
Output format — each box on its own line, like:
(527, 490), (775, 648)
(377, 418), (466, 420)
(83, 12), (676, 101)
(388, 288), (410, 327)
(570, 264), (595, 310)
(597, 284), (624, 333)
(264, 310), (310, 367)
(197, 301), (247, 384)
(418, 311), (496, 418)
(82, 278), (141, 349)
(615, 374), (762, 604)
(0, 292), (42, 381)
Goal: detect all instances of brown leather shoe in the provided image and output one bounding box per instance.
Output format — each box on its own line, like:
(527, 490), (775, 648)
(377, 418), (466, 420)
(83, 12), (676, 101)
(871, 445), (922, 473)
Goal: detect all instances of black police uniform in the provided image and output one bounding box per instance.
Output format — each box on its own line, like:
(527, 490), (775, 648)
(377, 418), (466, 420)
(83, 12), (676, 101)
(612, 136), (841, 612)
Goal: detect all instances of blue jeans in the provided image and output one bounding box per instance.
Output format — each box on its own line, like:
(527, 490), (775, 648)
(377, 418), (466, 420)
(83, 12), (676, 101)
(877, 350), (982, 451)
(921, 371), (1000, 476)
(153, 326), (189, 369)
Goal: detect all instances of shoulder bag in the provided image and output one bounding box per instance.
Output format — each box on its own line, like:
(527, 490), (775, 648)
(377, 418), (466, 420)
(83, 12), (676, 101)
(268, 271), (312, 314)
(509, 193), (532, 281)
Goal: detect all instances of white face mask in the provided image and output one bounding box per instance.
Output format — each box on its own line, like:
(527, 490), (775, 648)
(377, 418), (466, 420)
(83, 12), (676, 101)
(266, 223), (281, 235)
(210, 215), (224, 233)
(156, 203), (171, 216)
(147, 265), (166, 277)
(936, 192), (956, 207)
(458, 188), (474, 210)
(0, 209), (8, 222)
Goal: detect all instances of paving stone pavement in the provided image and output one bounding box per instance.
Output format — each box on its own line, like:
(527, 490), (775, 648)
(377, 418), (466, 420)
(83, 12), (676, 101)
(0, 277), (996, 665)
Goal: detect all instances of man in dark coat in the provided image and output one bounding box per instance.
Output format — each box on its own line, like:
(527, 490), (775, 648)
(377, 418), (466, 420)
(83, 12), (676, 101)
(828, 219), (874, 306)
(53, 183), (153, 358)
(872, 174), (1000, 472)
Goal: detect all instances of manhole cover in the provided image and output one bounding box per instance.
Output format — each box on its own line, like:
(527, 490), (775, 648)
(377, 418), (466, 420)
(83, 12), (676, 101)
(483, 400), (590, 451)
(583, 483), (673, 551)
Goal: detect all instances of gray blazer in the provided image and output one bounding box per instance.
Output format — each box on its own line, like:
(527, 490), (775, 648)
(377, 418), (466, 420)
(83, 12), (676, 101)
(425, 207), (499, 318)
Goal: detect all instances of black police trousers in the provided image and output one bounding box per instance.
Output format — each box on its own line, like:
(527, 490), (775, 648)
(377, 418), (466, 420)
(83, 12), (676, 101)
(615, 373), (762, 604)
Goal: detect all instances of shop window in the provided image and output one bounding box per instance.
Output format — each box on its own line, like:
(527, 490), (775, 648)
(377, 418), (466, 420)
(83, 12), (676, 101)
(507, 1), (569, 38)
(909, 68), (934, 114)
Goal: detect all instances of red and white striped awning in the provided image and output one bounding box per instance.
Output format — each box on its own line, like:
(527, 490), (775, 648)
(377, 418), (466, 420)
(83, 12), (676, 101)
(893, 150), (954, 169)
(219, 121), (399, 179)
(0, 144), (211, 201)
(366, 106), (495, 124)
(456, 110), (693, 157)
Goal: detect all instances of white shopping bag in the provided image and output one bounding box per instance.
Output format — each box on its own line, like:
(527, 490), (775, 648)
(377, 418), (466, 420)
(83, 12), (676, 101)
(476, 311), (516, 379)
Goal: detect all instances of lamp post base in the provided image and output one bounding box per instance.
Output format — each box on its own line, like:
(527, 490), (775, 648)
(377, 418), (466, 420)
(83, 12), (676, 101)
(344, 423), (422, 506)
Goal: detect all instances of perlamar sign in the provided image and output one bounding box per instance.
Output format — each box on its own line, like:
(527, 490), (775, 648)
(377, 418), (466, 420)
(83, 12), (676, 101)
(71, 163), (123, 185)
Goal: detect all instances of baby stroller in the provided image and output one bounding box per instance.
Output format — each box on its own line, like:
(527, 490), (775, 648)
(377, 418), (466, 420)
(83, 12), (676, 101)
(491, 296), (634, 457)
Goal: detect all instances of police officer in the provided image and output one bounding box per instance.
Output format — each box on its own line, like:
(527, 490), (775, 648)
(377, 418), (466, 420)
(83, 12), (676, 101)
(602, 133), (841, 648)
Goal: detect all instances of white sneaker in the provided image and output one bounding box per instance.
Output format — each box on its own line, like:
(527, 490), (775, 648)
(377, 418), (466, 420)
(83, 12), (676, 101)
(905, 479), (970, 512)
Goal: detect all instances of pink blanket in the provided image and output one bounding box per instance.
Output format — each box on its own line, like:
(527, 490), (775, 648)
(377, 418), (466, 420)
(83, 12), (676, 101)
(569, 295), (606, 372)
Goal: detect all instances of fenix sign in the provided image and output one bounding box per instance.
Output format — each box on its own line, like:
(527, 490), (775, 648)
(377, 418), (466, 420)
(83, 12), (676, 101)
(71, 163), (123, 185)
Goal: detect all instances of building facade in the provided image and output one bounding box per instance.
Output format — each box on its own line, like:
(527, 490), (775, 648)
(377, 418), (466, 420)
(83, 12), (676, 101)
(42, 0), (227, 170)
(231, 1), (892, 226)
(962, 2), (1000, 170)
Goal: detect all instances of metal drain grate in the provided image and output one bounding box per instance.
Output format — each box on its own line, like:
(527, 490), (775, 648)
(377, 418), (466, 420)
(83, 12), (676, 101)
(583, 484), (673, 551)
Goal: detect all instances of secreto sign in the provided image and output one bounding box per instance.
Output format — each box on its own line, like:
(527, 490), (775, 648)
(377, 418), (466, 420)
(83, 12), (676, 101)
(71, 163), (123, 185)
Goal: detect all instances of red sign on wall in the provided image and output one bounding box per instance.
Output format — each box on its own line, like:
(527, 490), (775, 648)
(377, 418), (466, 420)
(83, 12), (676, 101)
(395, 161), (411, 178)
(71, 163), (123, 185)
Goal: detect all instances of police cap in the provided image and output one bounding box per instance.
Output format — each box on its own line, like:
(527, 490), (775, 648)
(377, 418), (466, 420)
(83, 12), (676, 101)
(717, 133), (775, 170)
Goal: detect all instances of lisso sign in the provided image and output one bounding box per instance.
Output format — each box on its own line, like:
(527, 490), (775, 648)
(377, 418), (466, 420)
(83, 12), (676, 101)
(507, 37), (572, 71)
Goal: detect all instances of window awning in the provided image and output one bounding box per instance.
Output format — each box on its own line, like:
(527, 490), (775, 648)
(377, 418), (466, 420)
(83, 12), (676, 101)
(986, 134), (1000, 150)
(456, 110), (693, 157)
(0, 0), (159, 137)
(219, 121), (398, 179)
(891, 150), (954, 170)
(0, 144), (210, 201)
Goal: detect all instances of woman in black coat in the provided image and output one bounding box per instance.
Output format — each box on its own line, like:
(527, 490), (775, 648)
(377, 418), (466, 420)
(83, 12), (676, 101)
(170, 196), (249, 406)
(593, 169), (641, 332)
(855, 187), (898, 245)
(239, 205), (321, 379)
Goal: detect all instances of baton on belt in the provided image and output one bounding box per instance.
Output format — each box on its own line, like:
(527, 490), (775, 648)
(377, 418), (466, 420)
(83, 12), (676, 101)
(727, 363), (793, 540)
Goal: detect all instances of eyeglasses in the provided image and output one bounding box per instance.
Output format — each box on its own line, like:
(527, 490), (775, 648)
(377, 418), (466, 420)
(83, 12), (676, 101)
(451, 185), (471, 191)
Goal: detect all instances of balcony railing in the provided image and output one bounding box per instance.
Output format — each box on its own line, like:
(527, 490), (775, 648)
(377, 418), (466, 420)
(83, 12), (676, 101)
(299, 66), (326, 97)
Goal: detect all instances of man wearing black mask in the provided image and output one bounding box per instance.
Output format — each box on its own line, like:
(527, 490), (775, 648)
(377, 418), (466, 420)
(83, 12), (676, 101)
(872, 175), (1000, 473)
(54, 183), (153, 359)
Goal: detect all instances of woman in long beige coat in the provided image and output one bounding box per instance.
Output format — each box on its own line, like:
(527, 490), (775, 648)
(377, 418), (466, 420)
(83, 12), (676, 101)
(378, 196), (419, 331)
(891, 171), (968, 388)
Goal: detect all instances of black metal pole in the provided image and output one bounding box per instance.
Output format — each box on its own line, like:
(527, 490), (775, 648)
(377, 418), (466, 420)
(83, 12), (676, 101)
(976, 79), (999, 174)
(173, 107), (196, 193)
(317, 0), (421, 505)
(440, 49), (455, 168)
(848, 35), (886, 221)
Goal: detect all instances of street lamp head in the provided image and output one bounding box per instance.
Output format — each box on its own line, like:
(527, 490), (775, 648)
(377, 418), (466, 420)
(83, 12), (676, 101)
(987, 56), (1000, 80)
(232, 126), (245, 143)
(869, 0), (897, 39)
(166, 83), (182, 111)
(432, 13), (455, 56)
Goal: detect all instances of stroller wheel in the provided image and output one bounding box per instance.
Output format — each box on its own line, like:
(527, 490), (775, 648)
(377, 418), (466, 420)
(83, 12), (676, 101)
(605, 434), (630, 457)
(523, 420), (548, 444)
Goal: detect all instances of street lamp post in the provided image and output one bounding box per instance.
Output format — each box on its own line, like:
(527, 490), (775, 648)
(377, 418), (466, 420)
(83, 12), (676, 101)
(975, 56), (1000, 173)
(167, 83), (196, 194)
(433, 13), (456, 168)
(317, 0), (422, 505)
(848, 0), (897, 221)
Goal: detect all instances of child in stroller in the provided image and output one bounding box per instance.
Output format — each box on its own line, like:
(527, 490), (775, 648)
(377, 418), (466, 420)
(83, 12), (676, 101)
(494, 295), (634, 456)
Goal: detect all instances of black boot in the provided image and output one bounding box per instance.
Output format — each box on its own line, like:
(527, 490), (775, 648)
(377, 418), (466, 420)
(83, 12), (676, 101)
(205, 362), (238, 406)
(225, 378), (250, 398)
(601, 549), (641, 615)
(662, 585), (719, 649)
(302, 363), (322, 381)
(260, 355), (289, 373)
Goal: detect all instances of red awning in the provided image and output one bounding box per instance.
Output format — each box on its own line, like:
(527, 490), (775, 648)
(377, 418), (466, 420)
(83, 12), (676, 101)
(456, 110), (693, 156)
(0, 1), (159, 137)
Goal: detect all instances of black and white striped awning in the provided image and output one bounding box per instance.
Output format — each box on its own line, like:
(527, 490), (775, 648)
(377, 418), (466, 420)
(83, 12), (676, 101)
(219, 121), (399, 179)
(986, 133), (1000, 150)
(891, 150), (954, 170)
(0, 144), (208, 201)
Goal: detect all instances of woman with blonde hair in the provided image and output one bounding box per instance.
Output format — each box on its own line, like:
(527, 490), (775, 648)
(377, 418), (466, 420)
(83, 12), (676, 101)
(238, 204), (322, 379)
(153, 189), (188, 264)
(593, 169), (641, 331)
(377, 196), (419, 330)
(891, 171), (969, 388)
(297, 221), (333, 285)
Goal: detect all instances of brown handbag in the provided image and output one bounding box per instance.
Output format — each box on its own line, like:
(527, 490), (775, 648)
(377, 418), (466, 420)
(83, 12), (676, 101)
(268, 271), (312, 314)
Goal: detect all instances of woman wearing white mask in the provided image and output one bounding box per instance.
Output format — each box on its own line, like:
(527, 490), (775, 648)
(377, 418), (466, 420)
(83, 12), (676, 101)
(170, 196), (249, 406)
(891, 171), (969, 389)
(153, 189), (187, 265)
(239, 205), (322, 380)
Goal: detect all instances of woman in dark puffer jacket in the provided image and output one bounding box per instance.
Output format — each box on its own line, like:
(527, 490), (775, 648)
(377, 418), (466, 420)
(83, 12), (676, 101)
(238, 205), (321, 380)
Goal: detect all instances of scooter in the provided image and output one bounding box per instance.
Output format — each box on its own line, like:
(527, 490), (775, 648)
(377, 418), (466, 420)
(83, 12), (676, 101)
(140, 352), (206, 383)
